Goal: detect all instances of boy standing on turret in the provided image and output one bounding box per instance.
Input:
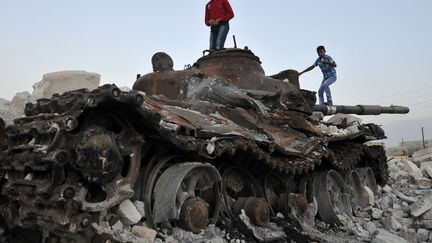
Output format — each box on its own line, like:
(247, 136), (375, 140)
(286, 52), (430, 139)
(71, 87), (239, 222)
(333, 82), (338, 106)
(299, 45), (337, 106)
(204, 0), (234, 51)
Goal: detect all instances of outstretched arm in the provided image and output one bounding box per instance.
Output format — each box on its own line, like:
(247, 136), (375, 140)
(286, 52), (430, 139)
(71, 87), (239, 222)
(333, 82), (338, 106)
(299, 65), (315, 76)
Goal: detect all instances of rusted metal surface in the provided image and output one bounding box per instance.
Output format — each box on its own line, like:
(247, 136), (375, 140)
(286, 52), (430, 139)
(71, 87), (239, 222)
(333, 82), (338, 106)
(233, 197), (271, 227)
(178, 197), (210, 233)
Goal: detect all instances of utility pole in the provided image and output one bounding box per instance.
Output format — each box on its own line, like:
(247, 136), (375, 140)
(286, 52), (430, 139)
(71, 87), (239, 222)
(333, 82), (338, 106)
(422, 127), (425, 149)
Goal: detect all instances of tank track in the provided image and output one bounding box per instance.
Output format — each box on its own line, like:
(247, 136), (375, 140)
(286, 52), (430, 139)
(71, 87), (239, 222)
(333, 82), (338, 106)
(327, 142), (364, 171)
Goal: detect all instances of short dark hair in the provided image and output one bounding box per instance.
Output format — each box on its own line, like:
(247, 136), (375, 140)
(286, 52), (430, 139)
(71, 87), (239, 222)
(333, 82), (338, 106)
(316, 45), (326, 52)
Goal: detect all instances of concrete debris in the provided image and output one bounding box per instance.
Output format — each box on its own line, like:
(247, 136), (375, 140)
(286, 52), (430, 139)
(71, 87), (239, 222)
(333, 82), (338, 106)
(420, 161), (432, 178)
(111, 220), (124, 231)
(403, 160), (423, 179)
(366, 221), (377, 235)
(32, 70), (100, 99)
(372, 229), (409, 243)
(117, 199), (142, 225)
(309, 111), (324, 121)
(0, 98), (13, 125)
(412, 147), (432, 164)
(238, 209), (286, 242)
(382, 185), (392, 193)
(394, 191), (417, 204)
(382, 216), (402, 231)
(327, 113), (362, 127)
(410, 194), (432, 217)
(315, 122), (360, 137)
(371, 208), (383, 219)
(10, 91), (33, 118)
(421, 219), (432, 229)
(91, 222), (146, 243)
(420, 209), (432, 220)
(132, 225), (157, 242)
(398, 218), (414, 228)
(133, 200), (146, 218)
(417, 228), (430, 242)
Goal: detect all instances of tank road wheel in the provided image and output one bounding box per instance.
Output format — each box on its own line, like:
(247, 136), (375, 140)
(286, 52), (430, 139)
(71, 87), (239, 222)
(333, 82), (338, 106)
(356, 167), (378, 194)
(142, 154), (181, 228)
(343, 170), (370, 210)
(221, 167), (271, 227)
(152, 163), (221, 233)
(263, 173), (294, 217)
(313, 170), (352, 225)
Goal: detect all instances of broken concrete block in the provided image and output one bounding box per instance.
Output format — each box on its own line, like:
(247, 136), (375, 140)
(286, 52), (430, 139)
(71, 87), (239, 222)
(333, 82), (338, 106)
(32, 70), (100, 99)
(382, 185), (392, 193)
(0, 98), (13, 125)
(382, 216), (402, 231)
(133, 200), (146, 218)
(371, 208), (382, 219)
(391, 210), (404, 219)
(420, 162), (432, 178)
(399, 217), (414, 228)
(394, 191), (417, 204)
(403, 160), (423, 179)
(372, 229), (409, 243)
(413, 147), (432, 164)
(117, 199), (142, 225)
(111, 220), (124, 231)
(10, 91), (33, 118)
(417, 228), (430, 242)
(410, 194), (432, 217)
(421, 209), (432, 220)
(131, 225), (157, 242)
(327, 113), (362, 127)
(421, 219), (432, 229)
(366, 221), (377, 235)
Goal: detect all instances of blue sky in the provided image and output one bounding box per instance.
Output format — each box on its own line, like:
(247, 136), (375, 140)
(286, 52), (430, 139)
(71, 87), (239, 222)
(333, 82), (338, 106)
(1, 1), (431, 146)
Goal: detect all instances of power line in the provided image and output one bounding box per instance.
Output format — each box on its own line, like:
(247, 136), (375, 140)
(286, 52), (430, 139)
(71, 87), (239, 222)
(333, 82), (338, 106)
(406, 99), (432, 106)
(410, 105), (432, 111)
(384, 93), (432, 104)
(346, 85), (432, 104)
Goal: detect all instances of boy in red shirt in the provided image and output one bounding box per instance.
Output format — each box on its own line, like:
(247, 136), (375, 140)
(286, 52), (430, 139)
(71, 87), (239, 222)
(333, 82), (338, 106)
(205, 0), (234, 50)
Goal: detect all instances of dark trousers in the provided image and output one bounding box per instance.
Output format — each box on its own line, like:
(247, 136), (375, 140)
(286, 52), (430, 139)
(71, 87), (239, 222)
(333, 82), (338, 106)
(210, 22), (230, 50)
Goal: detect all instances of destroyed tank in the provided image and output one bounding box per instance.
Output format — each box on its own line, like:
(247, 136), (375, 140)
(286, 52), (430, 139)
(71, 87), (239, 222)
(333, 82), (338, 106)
(0, 47), (409, 242)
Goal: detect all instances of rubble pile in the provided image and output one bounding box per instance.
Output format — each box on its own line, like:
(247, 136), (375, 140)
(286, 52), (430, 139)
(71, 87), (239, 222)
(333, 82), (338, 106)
(319, 148), (432, 243)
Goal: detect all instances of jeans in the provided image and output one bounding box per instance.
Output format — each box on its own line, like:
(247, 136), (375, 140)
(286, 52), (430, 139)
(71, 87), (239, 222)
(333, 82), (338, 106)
(318, 76), (337, 105)
(210, 22), (230, 50)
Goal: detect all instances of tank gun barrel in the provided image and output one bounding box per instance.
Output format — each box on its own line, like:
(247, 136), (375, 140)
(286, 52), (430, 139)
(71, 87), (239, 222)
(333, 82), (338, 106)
(313, 105), (410, 115)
